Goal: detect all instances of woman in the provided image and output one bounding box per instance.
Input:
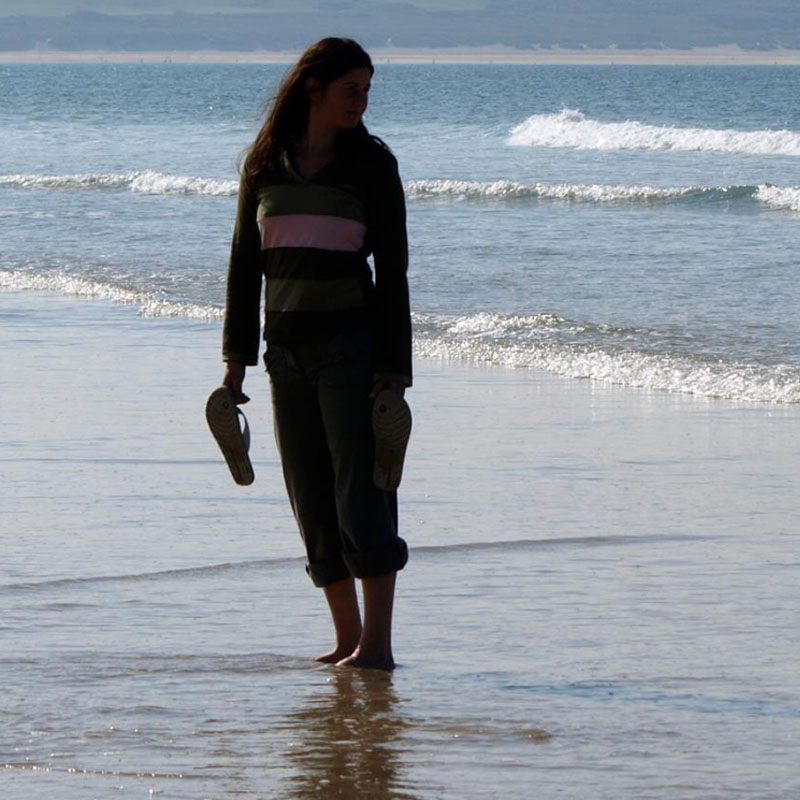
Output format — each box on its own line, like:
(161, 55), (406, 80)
(221, 38), (412, 671)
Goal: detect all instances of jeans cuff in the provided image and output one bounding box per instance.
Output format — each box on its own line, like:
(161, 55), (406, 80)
(305, 556), (352, 588)
(343, 537), (409, 579)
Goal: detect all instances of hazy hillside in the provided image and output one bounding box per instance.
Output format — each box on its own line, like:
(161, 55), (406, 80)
(0, 0), (483, 13)
(2, 0), (799, 51)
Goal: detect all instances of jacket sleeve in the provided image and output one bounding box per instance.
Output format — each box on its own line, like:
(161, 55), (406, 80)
(222, 172), (263, 365)
(369, 153), (413, 387)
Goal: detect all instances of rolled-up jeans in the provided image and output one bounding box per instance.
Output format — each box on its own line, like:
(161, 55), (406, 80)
(264, 331), (408, 587)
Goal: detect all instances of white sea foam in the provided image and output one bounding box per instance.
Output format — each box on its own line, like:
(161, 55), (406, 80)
(129, 170), (238, 196)
(0, 270), (223, 322)
(4, 171), (701, 204)
(405, 179), (702, 203)
(0, 171), (238, 196)
(3, 268), (798, 403)
(0, 172), (136, 189)
(446, 311), (564, 333)
(755, 184), (800, 212)
(413, 311), (800, 405)
(138, 298), (224, 321)
(6, 171), (799, 213)
(507, 109), (800, 156)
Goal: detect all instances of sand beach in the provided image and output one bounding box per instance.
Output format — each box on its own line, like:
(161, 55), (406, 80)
(2, 288), (800, 798)
(3, 45), (800, 65)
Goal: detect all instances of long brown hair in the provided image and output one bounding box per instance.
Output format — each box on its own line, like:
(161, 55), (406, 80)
(243, 38), (375, 185)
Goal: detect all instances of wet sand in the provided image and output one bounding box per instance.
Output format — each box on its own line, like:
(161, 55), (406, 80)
(2, 288), (800, 799)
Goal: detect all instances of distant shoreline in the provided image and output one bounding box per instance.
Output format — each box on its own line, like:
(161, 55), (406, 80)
(3, 45), (800, 65)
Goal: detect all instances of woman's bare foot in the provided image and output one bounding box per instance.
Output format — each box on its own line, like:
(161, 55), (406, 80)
(336, 646), (395, 671)
(316, 577), (362, 664)
(314, 643), (359, 664)
(334, 573), (398, 670)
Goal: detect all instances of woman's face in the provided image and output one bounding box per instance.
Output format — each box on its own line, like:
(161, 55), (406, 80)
(311, 67), (372, 131)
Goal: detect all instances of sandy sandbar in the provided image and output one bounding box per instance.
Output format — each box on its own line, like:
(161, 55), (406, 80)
(2, 45), (800, 65)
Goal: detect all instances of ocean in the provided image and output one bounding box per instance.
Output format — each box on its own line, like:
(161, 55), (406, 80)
(2, 62), (800, 799)
(3, 63), (800, 401)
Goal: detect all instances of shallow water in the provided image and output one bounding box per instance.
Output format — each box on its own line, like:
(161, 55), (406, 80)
(4, 529), (800, 799)
(2, 293), (800, 798)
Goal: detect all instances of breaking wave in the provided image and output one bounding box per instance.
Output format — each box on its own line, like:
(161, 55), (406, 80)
(3, 270), (799, 403)
(405, 179), (751, 204)
(407, 179), (800, 214)
(3, 170), (800, 214)
(755, 184), (800, 212)
(0, 170), (238, 196)
(0, 269), (223, 322)
(413, 311), (800, 405)
(507, 109), (800, 156)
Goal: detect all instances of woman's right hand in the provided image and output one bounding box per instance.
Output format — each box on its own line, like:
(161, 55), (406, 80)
(222, 360), (250, 404)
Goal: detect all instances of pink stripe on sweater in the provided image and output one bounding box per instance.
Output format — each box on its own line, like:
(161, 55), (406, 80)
(258, 214), (366, 252)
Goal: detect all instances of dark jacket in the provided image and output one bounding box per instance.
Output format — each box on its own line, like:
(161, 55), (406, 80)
(222, 139), (412, 386)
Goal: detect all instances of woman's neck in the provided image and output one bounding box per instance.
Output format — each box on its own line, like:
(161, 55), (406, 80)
(299, 114), (338, 157)
(294, 125), (338, 179)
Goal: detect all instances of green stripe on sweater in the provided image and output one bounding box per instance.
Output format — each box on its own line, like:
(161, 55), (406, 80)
(257, 184), (366, 224)
(265, 277), (368, 312)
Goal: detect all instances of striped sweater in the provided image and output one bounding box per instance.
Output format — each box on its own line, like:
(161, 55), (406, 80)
(222, 140), (412, 386)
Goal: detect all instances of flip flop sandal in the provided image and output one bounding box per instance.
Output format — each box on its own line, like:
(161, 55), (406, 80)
(372, 390), (412, 492)
(205, 386), (255, 486)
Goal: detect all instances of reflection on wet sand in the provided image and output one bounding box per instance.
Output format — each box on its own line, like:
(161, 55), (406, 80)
(279, 668), (421, 800)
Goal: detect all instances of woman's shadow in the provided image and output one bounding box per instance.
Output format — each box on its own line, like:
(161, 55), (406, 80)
(280, 668), (421, 800)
